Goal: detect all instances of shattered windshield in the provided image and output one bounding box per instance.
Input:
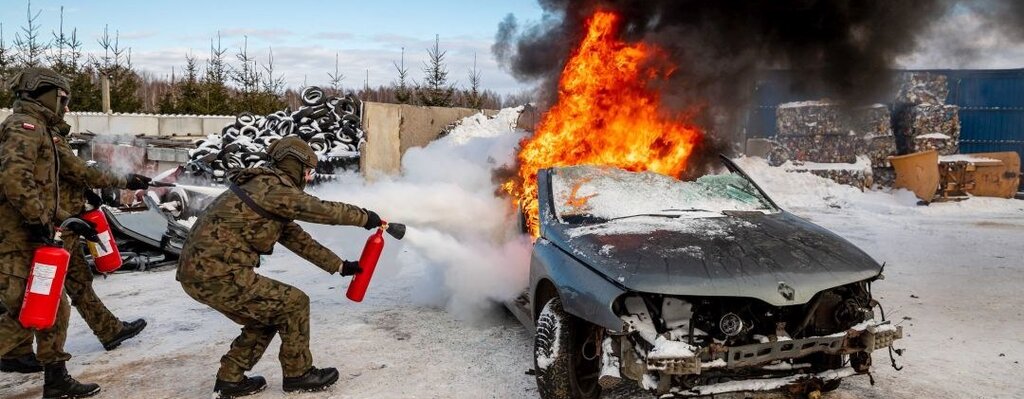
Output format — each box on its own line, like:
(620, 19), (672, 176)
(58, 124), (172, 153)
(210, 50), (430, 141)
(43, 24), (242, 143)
(550, 165), (778, 224)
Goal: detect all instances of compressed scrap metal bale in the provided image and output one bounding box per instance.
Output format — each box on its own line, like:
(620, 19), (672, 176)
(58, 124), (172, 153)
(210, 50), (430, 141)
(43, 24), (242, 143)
(776, 101), (845, 136)
(769, 134), (859, 165)
(895, 104), (960, 155)
(807, 169), (872, 189)
(784, 160), (873, 189)
(872, 167), (896, 188)
(864, 135), (898, 168)
(913, 133), (959, 155)
(896, 72), (949, 105)
(852, 104), (892, 138)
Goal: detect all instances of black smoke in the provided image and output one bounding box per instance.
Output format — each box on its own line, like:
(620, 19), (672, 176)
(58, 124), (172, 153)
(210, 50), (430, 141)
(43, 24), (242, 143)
(493, 0), (982, 139)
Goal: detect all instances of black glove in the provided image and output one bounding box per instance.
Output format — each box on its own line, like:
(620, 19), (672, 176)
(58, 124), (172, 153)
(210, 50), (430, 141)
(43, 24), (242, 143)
(362, 209), (383, 230)
(125, 174), (152, 190)
(26, 223), (54, 243)
(84, 189), (103, 209)
(340, 260), (362, 276)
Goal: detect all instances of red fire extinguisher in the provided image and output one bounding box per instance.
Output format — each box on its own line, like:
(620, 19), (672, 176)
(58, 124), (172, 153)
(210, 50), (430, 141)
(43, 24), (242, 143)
(346, 222), (405, 302)
(81, 208), (122, 273)
(19, 226), (74, 330)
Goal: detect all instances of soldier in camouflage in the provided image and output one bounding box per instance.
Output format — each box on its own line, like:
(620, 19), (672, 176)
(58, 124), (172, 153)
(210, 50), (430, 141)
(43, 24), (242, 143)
(1, 120), (151, 375)
(0, 67), (146, 399)
(178, 136), (386, 398)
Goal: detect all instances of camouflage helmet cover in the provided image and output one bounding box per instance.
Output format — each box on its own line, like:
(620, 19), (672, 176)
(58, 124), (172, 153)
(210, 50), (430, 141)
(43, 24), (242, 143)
(267, 136), (318, 169)
(8, 67), (71, 94)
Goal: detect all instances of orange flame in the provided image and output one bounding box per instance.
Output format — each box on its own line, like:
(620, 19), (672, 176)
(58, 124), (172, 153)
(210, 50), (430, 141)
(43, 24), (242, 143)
(504, 10), (704, 237)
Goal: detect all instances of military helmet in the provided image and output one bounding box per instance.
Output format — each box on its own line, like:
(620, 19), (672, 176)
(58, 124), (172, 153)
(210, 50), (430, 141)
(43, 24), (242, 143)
(267, 136), (318, 168)
(8, 67), (70, 94)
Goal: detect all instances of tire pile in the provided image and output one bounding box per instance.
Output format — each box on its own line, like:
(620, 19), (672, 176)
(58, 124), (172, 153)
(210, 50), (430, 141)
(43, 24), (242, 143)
(186, 86), (364, 182)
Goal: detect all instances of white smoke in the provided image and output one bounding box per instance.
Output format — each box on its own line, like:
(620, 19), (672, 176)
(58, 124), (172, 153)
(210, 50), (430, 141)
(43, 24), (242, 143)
(309, 107), (533, 321)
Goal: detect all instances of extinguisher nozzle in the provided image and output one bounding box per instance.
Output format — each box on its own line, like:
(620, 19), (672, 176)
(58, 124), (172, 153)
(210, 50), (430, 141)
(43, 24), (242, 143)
(385, 223), (406, 240)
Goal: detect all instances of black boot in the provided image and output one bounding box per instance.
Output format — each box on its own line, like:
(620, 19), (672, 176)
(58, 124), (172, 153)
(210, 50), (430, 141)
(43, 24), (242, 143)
(101, 319), (147, 351)
(213, 375), (267, 399)
(0, 353), (43, 373)
(43, 362), (100, 399)
(282, 367), (339, 393)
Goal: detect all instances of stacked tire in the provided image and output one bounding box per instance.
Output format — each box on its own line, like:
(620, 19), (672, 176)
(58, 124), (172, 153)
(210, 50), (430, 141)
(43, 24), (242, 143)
(186, 86), (364, 182)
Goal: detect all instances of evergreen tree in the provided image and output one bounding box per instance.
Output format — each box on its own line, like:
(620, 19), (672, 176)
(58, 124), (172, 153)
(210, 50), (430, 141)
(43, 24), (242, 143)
(327, 52), (344, 96)
(0, 23), (14, 107)
(465, 53), (483, 109)
(393, 47), (411, 104)
(93, 26), (141, 113)
(13, 0), (49, 67)
(202, 33), (233, 115)
(415, 35), (456, 107)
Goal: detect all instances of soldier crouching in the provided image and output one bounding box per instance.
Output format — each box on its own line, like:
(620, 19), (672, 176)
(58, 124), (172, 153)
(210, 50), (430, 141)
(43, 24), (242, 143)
(176, 137), (385, 398)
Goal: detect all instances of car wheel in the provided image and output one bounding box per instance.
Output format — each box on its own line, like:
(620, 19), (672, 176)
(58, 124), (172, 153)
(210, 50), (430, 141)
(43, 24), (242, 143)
(166, 190), (191, 220)
(535, 297), (601, 399)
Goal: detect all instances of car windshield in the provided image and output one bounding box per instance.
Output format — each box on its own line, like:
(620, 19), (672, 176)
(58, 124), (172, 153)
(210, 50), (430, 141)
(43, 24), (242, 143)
(550, 165), (778, 224)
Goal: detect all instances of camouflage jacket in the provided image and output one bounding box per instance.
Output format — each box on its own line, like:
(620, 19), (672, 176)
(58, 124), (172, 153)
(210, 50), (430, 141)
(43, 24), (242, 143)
(176, 166), (369, 282)
(0, 101), (64, 264)
(53, 132), (127, 215)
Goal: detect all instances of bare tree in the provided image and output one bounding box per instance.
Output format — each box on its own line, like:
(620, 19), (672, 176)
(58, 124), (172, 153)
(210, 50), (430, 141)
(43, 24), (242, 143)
(13, 0), (49, 67)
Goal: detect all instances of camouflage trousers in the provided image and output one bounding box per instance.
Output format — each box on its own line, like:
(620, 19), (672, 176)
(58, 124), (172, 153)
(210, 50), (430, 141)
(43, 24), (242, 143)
(0, 251), (72, 365)
(3, 236), (123, 360)
(181, 269), (313, 382)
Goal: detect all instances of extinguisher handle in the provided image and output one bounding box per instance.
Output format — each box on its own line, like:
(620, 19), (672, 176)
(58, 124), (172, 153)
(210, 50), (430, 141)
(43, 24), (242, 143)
(60, 218), (107, 252)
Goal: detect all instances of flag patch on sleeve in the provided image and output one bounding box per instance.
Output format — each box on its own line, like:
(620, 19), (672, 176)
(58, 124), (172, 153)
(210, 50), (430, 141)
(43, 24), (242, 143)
(21, 123), (36, 130)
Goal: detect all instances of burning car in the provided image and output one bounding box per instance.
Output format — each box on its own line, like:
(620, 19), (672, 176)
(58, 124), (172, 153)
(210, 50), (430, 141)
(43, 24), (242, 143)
(507, 156), (902, 398)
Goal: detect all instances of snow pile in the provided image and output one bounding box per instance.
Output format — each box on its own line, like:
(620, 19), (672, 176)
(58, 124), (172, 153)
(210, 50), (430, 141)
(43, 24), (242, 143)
(308, 107), (531, 320)
(734, 156), (1024, 216)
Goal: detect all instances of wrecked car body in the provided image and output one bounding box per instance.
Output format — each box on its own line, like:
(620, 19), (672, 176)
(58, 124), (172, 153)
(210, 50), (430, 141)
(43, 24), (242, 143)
(508, 157), (902, 398)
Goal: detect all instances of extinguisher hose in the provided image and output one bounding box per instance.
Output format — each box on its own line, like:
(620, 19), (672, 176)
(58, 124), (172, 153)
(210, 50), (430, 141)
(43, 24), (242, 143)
(60, 217), (107, 252)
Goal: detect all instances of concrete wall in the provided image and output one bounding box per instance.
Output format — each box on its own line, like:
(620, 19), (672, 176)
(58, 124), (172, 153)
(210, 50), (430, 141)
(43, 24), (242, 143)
(0, 108), (234, 137)
(360, 102), (497, 179)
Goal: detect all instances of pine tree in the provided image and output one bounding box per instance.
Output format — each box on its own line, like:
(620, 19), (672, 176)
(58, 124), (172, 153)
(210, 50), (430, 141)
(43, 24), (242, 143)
(256, 47), (285, 113)
(465, 53), (484, 109)
(13, 0), (49, 67)
(327, 52), (344, 96)
(94, 26), (141, 113)
(0, 23), (14, 107)
(202, 33), (232, 115)
(415, 35), (456, 107)
(232, 35), (262, 113)
(393, 47), (411, 104)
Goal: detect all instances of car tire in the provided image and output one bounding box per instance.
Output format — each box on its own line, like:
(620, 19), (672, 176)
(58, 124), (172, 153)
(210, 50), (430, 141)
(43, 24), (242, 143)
(166, 190), (191, 221)
(535, 297), (601, 399)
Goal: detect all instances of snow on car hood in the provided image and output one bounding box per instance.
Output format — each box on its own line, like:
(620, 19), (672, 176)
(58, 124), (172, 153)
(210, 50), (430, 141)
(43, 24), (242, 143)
(538, 166), (882, 306)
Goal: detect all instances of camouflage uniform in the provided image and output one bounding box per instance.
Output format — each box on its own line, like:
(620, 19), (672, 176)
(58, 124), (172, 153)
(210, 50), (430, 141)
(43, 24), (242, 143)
(3, 127), (129, 360)
(0, 99), (74, 365)
(178, 140), (370, 382)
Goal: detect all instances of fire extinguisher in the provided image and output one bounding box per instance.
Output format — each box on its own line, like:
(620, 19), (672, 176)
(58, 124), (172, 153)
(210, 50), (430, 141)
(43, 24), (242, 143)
(19, 218), (96, 330)
(346, 222), (406, 302)
(81, 208), (122, 273)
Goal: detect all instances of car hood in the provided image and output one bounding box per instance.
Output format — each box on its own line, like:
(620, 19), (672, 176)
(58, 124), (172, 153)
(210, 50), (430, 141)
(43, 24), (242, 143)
(543, 211), (882, 306)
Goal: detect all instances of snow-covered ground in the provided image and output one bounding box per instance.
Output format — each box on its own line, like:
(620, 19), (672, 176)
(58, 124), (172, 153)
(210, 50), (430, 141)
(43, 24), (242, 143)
(2, 111), (1023, 398)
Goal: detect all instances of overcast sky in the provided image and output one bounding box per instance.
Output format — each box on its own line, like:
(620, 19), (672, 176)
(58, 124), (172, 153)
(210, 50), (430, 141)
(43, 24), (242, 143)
(0, 0), (545, 94)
